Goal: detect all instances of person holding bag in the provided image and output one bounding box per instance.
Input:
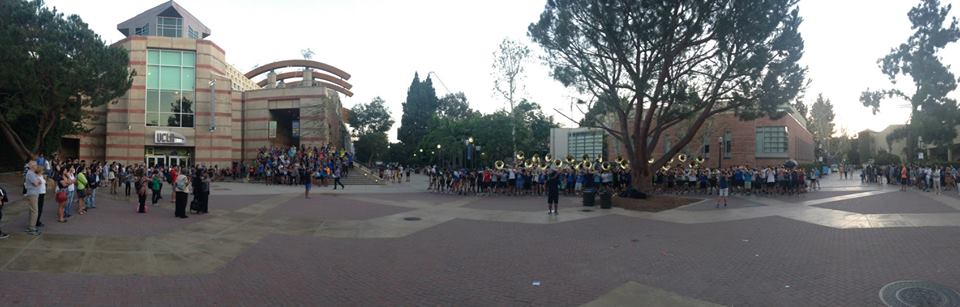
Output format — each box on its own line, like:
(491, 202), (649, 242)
(55, 168), (69, 223)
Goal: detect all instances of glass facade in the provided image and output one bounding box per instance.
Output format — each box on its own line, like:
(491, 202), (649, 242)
(146, 49), (195, 127)
(157, 16), (182, 38)
(756, 126), (788, 157)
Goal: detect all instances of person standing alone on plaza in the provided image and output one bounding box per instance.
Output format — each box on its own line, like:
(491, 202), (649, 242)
(174, 170), (190, 218)
(136, 169), (149, 213)
(302, 167), (312, 199)
(333, 167), (345, 190)
(546, 170), (560, 215)
(716, 171), (729, 208)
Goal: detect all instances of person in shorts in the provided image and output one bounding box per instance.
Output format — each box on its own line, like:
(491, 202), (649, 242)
(716, 171), (729, 208)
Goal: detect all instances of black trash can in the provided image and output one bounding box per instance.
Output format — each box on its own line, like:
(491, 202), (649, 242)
(599, 191), (612, 209)
(583, 189), (596, 207)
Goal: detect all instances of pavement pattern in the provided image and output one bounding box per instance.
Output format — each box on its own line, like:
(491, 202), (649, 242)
(0, 174), (958, 306)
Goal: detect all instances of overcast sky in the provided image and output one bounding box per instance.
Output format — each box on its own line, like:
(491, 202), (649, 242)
(45, 0), (960, 140)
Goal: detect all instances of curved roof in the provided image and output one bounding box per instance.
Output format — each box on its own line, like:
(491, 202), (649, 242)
(257, 70), (353, 90)
(276, 79), (354, 97)
(245, 60), (351, 80)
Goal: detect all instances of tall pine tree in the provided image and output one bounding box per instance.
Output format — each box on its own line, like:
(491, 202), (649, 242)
(398, 72), (439, 146)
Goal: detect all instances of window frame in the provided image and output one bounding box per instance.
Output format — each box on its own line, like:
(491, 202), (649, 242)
(145, 49), (196, 128)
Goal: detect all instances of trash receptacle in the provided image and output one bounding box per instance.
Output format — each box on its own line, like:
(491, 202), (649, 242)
(583, 189), (596, 207)
(599, 192), (612, 209)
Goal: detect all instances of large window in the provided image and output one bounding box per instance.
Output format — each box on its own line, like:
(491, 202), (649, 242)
(569, 130), (603, 159)
(146, 49), (195, 127)
(135, 23), (150, 36)
(187, 26), (199, 39)
(724, 131), (732, 159)
(157, 16), (182, 38)
(756, 126), (788, 157)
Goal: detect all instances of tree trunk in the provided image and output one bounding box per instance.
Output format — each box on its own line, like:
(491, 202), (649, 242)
(0, 119), (32, 162)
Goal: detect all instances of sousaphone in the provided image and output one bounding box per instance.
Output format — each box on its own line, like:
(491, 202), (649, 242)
(553, 159), (563, 168)
(495, 160), (505, 170)
(516, 151), (525, 161)
(677, 153), (687, 163)
(583, 160), (594, 169)
(566, 155), (576, 164)
(544, 154), (553, 162)
(531, 153), (541, 163)
(601, 162), (612, 171)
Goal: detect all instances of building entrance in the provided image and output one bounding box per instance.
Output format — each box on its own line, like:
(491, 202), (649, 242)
(269, 108), (300, 148)
(145, 147), (193, 168)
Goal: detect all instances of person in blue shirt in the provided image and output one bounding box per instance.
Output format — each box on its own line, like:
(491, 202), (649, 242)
(716, 171), (729, 208)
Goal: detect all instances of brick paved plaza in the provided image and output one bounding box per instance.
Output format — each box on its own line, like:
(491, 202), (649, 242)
(1, 174), (959, 306)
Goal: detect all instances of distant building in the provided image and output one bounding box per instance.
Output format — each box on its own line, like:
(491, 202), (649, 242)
(61, 1), (354, 167)
(607, 109), (815, 168)
(549, 128), (605, 161)
(862, 124), (960, 162)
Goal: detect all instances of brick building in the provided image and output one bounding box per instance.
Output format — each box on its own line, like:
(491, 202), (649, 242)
(608, 110), (815, 168)
(64, 1), (353, 168)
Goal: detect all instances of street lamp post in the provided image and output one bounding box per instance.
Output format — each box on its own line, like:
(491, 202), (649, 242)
(718, 136), (724, 169)
(437, 144), (442, 169)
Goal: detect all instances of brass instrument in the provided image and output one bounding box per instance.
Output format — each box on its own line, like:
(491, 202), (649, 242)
(573, 162), (582, 170)
(695, 156), (705, 164)
(615, 155), (624, 164)
(678, 153), (687, 162)
(539, 162), (549, 170)
(620, 160), (630, 170)
(596, 156), (604, 163)
(566, 155), (576, 164)
(524, 160), (533, 168)
(495, 160), (505, 170)
(545, 154), (553, 162)
(648, 158), (655, 164)
(553, 159), (563, 168)
(532, 153), (541, 163)
(582, 154), (590, 161)
(601, 162), (611, 171)
(583, 160), (594, 169)
(516, 151), (525, 161)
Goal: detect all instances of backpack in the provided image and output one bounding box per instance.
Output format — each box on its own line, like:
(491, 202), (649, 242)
(152, 177), (161, 190)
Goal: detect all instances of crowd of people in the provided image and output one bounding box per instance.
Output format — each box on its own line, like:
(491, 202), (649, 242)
(237, 145), (352, 196)
(424, 166), (632, 197)
(860, 164), (960, 194)
(0, 154), (218, 237)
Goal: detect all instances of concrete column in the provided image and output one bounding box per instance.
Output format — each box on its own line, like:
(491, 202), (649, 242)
(266, 71), (277, 89)
(302, 69), (313, 87)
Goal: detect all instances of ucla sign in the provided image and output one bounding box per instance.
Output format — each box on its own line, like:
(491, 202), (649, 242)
(154, 130), (186, 145)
